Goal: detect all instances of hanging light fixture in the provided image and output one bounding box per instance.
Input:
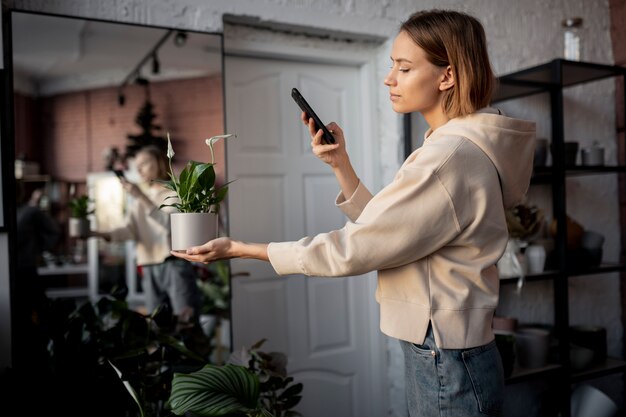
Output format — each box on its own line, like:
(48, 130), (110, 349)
(174, 31), (187, 47)
(151, 52), (160, 75)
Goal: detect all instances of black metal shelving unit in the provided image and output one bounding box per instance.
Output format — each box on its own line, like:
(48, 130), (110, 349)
(493, 58), (626, 416)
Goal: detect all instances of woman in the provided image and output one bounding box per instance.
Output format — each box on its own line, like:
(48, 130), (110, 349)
(96, 145), (201, 322)
(172, 9), (535, 416)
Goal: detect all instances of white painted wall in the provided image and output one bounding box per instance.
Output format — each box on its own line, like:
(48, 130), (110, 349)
(3, 0), (620, 415)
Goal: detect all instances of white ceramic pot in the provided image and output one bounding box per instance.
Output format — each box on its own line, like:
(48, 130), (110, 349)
(571, 384), (618, 417)
(170, 212), (218, 251)
(68, 217), (89, 238)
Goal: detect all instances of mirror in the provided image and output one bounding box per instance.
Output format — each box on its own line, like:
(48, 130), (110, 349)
(11, 11), (230, 375)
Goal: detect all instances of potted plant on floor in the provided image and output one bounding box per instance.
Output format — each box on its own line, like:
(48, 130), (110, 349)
(68, 194), (94, 238)
(168, 339), (303, 417)
(160, 133), (235, 251)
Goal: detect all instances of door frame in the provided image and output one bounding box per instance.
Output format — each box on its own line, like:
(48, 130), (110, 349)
(223, 22), (389, 415)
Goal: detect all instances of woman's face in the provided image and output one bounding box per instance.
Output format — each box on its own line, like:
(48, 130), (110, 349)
(384, 31), (447, 115)
(134, 151), (159, 182)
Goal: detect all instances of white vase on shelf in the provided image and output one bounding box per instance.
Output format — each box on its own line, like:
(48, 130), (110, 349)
(497, 238), (525, 278)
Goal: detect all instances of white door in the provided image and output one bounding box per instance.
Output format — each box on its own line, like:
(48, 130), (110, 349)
(225, 56), (384, 417)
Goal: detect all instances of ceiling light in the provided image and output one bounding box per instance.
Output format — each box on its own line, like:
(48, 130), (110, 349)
(174, 31), (187, 47)
(151, 52), (160, 75)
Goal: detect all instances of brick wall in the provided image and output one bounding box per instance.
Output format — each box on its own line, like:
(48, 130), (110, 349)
(19, 74), (224, 183)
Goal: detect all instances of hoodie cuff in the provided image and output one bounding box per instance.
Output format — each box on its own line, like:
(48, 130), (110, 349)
(335, 181), (373, 222)
(267, 241), (304, 275)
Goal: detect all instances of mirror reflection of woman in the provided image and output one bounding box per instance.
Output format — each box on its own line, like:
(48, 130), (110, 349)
(94, 145), (201, 322)
(172, 9), (536, 416)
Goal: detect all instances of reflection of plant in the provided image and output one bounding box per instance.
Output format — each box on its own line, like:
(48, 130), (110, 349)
(68, 195), (94, 218)
(45, 292), (212, 417)
(505, 204), (544, 240)
(169, 339), (303, 417)
(159, 133), (235, 214)
(195, 260), (250, 317)
(196, 261), (231, 316)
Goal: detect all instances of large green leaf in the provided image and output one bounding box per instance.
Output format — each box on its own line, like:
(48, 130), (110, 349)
(193, 163), (216, 194)
(169, 364), (262, 416)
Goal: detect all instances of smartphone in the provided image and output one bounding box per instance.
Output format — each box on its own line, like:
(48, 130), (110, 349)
(291, 87), (335, 144)
(113, 169), (125, 179)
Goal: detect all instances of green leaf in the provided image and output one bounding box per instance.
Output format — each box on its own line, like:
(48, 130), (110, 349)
(169, 364), (262, 416)
(278, 383), (303, 400)
(109, 360), (145, 417)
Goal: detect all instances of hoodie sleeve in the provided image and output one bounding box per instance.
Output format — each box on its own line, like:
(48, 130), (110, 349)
(335, 180), (374, 222)
(267, 166), (462, 277)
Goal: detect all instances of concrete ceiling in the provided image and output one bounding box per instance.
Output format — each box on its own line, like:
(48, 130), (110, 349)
(11, 12), (223, 96)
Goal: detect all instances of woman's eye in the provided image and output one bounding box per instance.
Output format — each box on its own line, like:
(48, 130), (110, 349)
(399, 68), (409, 73)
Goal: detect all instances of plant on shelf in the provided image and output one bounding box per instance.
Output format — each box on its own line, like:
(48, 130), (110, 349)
(68, 194), (94, 238)
(159, 133), (235, 251)
(168, 339), (303, 417)
(505, 203), (544, 242)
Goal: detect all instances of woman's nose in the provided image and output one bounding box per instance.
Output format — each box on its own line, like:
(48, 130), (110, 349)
(384, 71), (396, 87)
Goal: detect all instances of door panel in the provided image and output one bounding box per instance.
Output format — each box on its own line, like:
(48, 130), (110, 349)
(225, 56), (381, 417)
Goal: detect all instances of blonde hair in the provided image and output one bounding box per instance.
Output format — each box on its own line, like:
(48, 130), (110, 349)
(400, 9), (495, 118)
(137, 145), (169, 181)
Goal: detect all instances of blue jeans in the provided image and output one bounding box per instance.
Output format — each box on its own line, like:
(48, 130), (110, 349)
(400, 325), (504, 417)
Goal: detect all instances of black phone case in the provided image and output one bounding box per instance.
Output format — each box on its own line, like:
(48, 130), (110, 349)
(291, 88), (335, 144)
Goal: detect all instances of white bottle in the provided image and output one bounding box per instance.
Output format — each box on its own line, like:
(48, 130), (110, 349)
(562, 17), (583, 61)
(526, 244), (547, 274)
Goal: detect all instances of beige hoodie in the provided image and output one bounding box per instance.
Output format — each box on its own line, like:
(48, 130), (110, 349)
(268, 108), (535, 348)
(109, 186), (176, 266)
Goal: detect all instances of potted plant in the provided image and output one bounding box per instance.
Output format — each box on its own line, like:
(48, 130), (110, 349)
(168, 339), (303, 417)
(39, 290), (213, 417)
(161, 133), (235, 251)
(68, 194), (94, 238)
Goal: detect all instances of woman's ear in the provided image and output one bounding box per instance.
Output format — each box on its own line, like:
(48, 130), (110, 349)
(439, 65), (455, 91)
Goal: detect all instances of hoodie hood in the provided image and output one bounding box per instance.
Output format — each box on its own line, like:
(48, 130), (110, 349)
(426, 108), (536, 208)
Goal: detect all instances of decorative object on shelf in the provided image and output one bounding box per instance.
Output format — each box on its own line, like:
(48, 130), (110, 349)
(526, 244), (547, 274)
(505, 204), (544, 242)
(580, 141), (605, 166)
(497, 238), (526, 280)
(580, 230), (604, 267)
(500, 204), (545, 289)
(549, 215), (584, 250)
(68, 195), (94, 238)
(515, 326), (550, 369)
(570, 384), (618, 417)
(562, 17), (583, 61)
(161, 133), (236, 251)
(492, 316), (518, 332)
(534, 138), (549, 167)
(569, 325), (607, 364)
(569, 344), (595, 371)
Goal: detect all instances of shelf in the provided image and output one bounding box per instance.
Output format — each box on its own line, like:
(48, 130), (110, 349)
(38, 263), (89, 276)
(567, 262), (626, 277)
(45, 287), (90, 298)
(506, 363), (563, 385)
(503, 358), (626, 385)
(500, 263), (626, 285)
(570, 357), (626, 383)
(500, 269), (561, 285)
(492, 59), (626, 102)
(531, 165), (626, 183)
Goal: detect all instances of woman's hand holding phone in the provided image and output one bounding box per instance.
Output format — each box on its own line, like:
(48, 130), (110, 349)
(301, 111), (345, 168)
(300, 111), (360, 198)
